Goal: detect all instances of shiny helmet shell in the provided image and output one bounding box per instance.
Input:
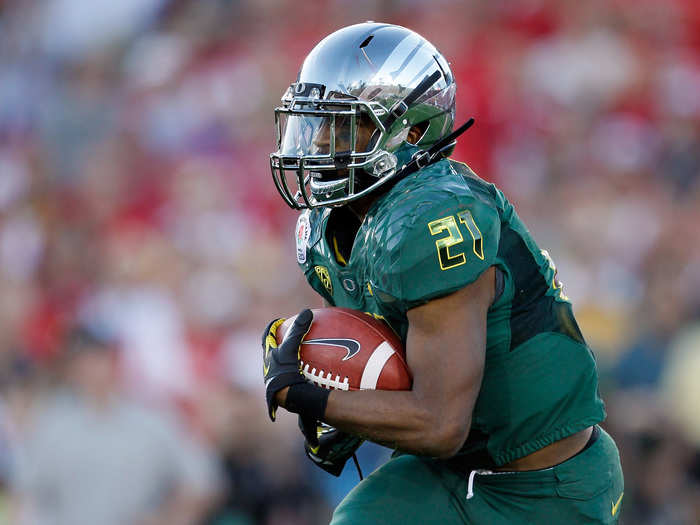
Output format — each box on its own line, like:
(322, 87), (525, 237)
(270, 22), (456, 209)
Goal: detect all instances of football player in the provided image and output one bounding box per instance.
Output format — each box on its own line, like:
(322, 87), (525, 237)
(262, 22), (624, 524)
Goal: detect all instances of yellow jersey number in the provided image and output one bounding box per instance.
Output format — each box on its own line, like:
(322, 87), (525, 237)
(428, 210), (484, 271)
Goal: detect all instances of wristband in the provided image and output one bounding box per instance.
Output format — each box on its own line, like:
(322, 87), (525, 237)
(285, 382), (330, 422)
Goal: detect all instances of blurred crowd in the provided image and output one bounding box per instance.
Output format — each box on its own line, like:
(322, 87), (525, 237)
(0, 0), (699, 523)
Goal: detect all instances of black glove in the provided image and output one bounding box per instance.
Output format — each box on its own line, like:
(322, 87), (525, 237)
(262, 309), (313, 421)
(300, 418), (364, 477)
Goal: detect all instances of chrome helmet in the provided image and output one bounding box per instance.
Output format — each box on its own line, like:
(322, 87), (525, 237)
(270, 22), (456, 209)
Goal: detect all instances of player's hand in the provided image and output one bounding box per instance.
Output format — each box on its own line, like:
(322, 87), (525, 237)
(300, 419), (364, 477)
(262, 309), (313, 421)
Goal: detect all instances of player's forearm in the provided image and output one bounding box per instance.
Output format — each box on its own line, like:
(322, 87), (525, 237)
(322, 388), (470, 458)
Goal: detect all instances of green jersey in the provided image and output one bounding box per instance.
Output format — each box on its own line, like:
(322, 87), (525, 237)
(295, 154), (605, 466)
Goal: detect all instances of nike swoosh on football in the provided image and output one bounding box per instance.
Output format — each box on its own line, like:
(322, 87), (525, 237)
(303, 338), (361, 361)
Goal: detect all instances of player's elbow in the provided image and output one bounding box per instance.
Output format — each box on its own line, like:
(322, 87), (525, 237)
(426, 417), (470, 459)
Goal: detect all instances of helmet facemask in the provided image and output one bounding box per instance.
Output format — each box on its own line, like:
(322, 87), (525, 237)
(270, 86), (398, 209)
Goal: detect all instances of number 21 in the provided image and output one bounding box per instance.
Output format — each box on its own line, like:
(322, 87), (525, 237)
(428, 210), (484, 271)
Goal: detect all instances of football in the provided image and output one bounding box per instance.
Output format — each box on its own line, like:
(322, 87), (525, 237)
(277, 308), (412, 391)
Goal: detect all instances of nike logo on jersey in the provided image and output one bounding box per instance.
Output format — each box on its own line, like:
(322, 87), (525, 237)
(611, 491), (624, 516)
(303, 338), (361, 361)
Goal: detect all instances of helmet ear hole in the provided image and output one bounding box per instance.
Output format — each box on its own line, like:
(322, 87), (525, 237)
(408, 121), (429, 145)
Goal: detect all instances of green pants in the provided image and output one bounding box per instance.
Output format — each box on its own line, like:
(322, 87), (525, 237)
(330, 427), (624, 524)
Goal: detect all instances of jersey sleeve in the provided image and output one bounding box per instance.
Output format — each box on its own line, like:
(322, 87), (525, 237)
(371, 192), (500, 309)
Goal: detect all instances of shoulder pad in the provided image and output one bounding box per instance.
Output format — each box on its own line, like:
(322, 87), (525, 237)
(368, 162), (500, 307)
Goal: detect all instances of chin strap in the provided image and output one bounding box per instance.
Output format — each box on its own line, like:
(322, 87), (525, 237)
(393, 117), (476, 183)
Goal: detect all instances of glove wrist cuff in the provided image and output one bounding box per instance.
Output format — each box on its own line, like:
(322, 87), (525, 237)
(286, 383), (330, 421)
